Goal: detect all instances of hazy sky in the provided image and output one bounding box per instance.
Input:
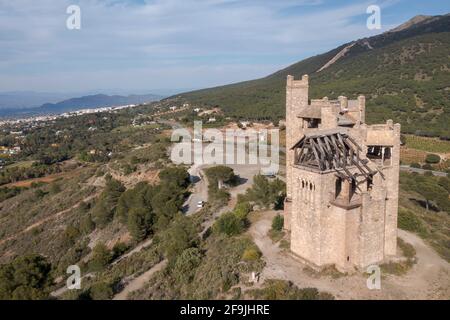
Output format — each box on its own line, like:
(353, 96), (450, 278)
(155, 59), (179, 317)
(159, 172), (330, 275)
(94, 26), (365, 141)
(0, 0), (449, 94)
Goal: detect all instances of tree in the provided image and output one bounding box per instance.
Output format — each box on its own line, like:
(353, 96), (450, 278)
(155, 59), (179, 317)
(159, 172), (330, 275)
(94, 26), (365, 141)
(159, 167), (190, 189)
(92, 177), (125, 227)
(116, 182), (154, 223)
(204, 166), (236, 187)
(0, 254), (52, 300)
(151, 185), (184, 230)
(159, 215), (199, 263)
(213, 212), (245, 236)
(245, 175), (286, 208)
(127, 207), (152, 241)
(234, 202), (252, 220)
(89, 243), (112, 272)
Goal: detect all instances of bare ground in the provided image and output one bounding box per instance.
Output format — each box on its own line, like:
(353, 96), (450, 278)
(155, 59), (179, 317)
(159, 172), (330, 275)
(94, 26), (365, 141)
(248, 210), (450, 300)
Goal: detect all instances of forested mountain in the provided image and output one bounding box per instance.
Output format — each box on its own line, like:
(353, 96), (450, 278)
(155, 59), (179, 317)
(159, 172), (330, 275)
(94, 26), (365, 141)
(175, 14), (450, 138)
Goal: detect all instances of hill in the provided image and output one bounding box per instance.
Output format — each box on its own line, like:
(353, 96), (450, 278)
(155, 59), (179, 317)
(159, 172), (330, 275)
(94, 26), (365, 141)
(175, 14), (450, 138)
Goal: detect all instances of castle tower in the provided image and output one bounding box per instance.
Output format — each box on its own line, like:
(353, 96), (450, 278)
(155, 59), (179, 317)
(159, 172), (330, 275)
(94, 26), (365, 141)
(284, 75), (309, 230)
(283, 75), (400, 271)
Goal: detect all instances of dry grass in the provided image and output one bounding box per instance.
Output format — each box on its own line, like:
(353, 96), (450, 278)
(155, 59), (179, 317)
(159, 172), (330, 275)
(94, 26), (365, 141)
(400, 147), (427, 164)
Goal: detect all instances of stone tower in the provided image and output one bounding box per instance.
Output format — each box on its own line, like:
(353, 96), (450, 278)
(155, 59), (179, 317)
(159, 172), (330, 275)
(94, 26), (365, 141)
(284, 75), (400, 272)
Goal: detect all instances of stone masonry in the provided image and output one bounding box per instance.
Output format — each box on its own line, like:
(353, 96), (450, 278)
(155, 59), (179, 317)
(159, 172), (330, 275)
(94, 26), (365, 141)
(284, 75), (400, 272)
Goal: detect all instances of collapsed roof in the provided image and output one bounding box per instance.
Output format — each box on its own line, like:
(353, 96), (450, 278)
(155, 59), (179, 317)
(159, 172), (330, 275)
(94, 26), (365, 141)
(291, 129), (381, 184)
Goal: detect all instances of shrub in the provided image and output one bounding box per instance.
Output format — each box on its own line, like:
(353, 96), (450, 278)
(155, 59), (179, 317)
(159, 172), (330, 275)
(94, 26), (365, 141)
(249, 280), (334, 300)
(397, 238), (416, 259)
(173, 247), (203, 284)
(242, 248), (261, 261)
(158, 215), (199, 263)
(410, 163), (421, 168)
(213, 212), (245, 236)
(89, 282), (113, 300)
(80, 214), (95, 234)
(89, 243), (112, 272)
(112, 242), (129, 260)
(62, 225), (81, 247)
(397, 208), (426, 235)
(425, 154), (440, 164)
(244, 175), (286, 208)
(234, 202), (252, 220)
(272, 214), (284, 231)
(49, 183), (61, 194)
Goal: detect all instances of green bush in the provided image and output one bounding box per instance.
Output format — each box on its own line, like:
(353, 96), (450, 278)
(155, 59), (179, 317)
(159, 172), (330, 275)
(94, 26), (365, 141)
(244, 175), (286, 208)
(89, 243), (112, 272)
(173, 247), (203, 284)
(89, 282), (114, 300)
(234, 202), (252, 220)
(249, 280), (334, 300)
(213, 212), (245, 236)
(425, 154), (440, 164)
(272, 214), (284, 231)
(112, 242), (129, 260)
(242, 248), (261, 261)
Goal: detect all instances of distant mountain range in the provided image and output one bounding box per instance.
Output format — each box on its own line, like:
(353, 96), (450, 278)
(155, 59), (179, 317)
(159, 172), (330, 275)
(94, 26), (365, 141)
(0, 93), (162, 118)
(0, 92), (74, 110)
(175, 14), (450, 138)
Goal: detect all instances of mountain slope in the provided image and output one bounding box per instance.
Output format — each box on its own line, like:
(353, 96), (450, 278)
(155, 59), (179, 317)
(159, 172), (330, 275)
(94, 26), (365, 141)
(175, 14), (450, 138)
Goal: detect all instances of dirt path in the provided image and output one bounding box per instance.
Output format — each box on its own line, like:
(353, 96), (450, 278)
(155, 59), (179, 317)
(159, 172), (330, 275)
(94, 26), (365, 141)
(113, 259), (167, 300)
(248, 211), (450, 300)
(111, 238), (153, 266)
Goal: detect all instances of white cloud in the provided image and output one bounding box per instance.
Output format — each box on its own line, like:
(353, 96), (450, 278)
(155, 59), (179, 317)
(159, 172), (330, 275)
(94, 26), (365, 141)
(0, 0), (398, 92)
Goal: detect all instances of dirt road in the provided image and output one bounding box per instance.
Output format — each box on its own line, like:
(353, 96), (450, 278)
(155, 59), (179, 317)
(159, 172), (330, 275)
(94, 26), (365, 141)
(249, 211), (450, 300)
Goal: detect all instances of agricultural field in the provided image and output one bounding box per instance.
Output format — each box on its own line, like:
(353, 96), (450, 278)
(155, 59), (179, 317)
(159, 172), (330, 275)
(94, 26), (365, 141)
(400, 148), (427, 165)
(403, 135), (450, 154)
